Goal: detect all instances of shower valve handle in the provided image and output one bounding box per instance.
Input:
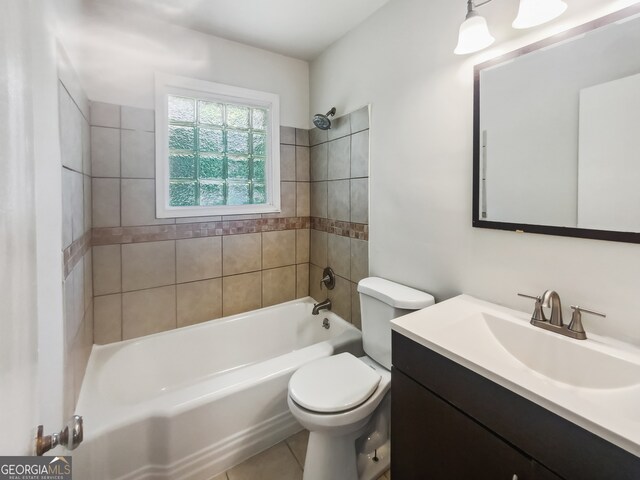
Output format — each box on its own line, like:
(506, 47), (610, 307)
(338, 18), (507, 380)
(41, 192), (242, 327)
(320, 267), (335, 290)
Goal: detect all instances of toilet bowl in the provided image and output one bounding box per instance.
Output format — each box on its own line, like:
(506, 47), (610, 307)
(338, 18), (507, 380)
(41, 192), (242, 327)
(288, 277), (435, 480)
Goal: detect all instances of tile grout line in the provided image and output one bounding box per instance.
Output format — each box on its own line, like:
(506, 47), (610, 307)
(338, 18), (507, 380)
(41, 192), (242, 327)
(285, 438), (305, 472)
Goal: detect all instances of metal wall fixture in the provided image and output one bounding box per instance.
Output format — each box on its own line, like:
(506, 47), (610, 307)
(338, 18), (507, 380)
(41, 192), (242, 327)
(454, 0), (568, 55)
(320, 267), (336, 290)
(36, 415), (84, 455)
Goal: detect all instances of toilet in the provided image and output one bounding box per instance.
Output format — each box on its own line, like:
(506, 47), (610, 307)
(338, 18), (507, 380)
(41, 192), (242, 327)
(288, 277), (435, 480)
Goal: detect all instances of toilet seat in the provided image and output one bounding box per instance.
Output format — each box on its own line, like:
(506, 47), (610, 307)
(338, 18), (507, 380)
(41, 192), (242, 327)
(289, 353), (381, 413)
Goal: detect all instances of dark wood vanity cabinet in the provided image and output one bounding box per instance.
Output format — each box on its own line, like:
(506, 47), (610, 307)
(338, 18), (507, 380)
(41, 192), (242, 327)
(391, 332), (640, 480)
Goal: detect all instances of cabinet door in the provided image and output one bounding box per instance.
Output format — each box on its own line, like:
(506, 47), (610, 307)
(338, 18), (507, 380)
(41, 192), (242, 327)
(392, 369), (535, 480)
(533, 462), (564, 480)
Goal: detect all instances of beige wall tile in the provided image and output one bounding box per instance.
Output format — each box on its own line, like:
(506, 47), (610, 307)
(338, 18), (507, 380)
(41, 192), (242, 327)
(83, 250), (93, 311)
(328, 274), (351, 322)
(121, 178), (174, 226)
(61, 169), (73, 248)
(177, 278), (222, 327)
(94, 294), (122, 344)
(176, 237), (222, 283)
(350, 238), (369, 283)
(82, 118), (91, 176)
(71, 171), (84, 241)
(280, 145), (296, 181)
(280, 126), (295, 145)
(64, 259), (84, 344)
(122, 285), (176, 340)
(309, 126), (328, 147)
(121, 130), (155, 178)
(310, 181), (327, 218)
(83, 175), (92, 233)
(90, 101), (120, 128)
(91, 126), (120, 177)
(262, 230), (295, 269)
(351, 178), (369, 224)
(350, 106), (370, 133)
(223, 233), (261, 275)
(296, 182), (310, 217)
(295, 147), (310, 181)
(351, 282), (362, 330)
(92, 178), (120, 227)
(296, 128), (309, 147)
(121, 106), (154, 132)
(296, 229), (310, 264)
(93, 244), (121, 295)
(328, 233), (351, 279)
(59, 83), (83, 172)
(327, 114), (350, 141)
(263, 181), (296, 219)
(351, 130), (369, 178)
(223, 272), (262, 316)
(262, 266), (296, 307)
(121, 240), (175, 291)
(327, 180), (350, 221)
(310, 143), (328, 181)
(309, 229), (327, 267)
(296, 264), (309, 298)
(327, 136), (350, 180)
(309, 264), (323, 302)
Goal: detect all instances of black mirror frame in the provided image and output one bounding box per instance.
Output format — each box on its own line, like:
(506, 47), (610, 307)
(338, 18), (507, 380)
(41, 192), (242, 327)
(472, 4), (640, 244)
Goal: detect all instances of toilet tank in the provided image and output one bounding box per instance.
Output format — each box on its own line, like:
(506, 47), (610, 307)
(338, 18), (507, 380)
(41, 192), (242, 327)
(358, 277), (435, 369)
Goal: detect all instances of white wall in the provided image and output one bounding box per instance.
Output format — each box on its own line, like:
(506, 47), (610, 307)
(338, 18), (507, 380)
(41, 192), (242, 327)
(57, 6), (309, 128)
(310, 0), (640, 345)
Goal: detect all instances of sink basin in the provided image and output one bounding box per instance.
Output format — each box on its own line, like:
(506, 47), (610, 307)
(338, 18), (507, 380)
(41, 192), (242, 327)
(391, 294), (640, 456)
(481, 311), (640, 389)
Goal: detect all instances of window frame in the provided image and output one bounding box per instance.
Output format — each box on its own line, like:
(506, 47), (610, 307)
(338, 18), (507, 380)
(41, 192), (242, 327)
(155, 73), (280, 218)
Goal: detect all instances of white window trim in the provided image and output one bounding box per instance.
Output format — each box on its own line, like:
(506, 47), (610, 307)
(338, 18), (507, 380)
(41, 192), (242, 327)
(155, 73), (281, 218)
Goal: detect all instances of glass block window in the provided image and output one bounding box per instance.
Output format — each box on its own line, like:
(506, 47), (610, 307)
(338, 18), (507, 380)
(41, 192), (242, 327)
(167, 96), (268, 207)
(155, 75), (280, 218)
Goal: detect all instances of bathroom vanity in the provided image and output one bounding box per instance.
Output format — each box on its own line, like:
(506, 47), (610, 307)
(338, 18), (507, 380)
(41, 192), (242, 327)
(390, 296), (640, 480)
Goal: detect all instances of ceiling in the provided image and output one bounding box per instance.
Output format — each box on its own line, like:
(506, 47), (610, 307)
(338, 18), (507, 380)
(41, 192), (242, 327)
(86, 0), (391, 60)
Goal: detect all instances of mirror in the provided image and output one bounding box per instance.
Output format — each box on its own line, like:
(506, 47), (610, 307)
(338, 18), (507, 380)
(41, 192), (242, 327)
(473, 5), (640, 243)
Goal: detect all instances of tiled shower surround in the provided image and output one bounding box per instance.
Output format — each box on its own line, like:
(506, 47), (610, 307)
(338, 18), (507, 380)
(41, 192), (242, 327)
(308, 107), (370, 327)
(90, 104), (312, 343)
(87, 103), (368, 348)
(59, 72), (93, 417)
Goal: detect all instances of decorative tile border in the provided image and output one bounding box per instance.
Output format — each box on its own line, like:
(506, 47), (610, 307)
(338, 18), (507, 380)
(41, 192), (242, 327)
(311, 217), (368, 241)
(92, 216), (311, 246)
(63, 230), (92, 277)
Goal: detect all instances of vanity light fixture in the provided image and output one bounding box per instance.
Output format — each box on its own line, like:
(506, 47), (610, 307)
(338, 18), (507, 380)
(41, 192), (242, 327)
(454, 0), (568, 55)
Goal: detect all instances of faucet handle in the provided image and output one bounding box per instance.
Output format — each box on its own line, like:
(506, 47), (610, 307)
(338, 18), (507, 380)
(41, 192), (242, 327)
(320, 267), (335, 290)
(517, 293), (546, 322)
(569, 305), (606, 337)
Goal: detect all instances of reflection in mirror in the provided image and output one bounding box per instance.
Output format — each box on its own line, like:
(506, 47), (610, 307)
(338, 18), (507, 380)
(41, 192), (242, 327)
(474, 5), (640, 242)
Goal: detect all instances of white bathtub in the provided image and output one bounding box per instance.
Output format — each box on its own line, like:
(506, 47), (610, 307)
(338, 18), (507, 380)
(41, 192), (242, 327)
(74, 297), (362, 480)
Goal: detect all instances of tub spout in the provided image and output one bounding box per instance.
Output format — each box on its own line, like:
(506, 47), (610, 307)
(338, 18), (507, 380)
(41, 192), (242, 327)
(312, 299), (332, 315)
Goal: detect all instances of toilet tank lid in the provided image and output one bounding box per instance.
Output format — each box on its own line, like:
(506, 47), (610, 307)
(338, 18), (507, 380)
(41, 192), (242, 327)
(357, 277), (435, 309)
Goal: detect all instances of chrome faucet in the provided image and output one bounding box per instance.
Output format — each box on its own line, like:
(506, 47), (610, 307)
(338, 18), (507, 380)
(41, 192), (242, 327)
(541, 290), (563, 326)
(517, 291), (606, 340)
(312, 298), (332, 315)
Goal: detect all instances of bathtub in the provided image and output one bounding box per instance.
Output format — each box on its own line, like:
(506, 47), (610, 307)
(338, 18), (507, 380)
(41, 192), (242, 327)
(74, 297), (362, 480)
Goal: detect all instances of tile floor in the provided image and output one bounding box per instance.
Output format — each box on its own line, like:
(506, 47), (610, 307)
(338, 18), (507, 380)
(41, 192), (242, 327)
(210, 429), (391, 480)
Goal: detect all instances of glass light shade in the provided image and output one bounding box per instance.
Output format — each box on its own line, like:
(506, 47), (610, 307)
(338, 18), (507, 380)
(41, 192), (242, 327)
(454, 12), (495, 55)
(512, 0), (568, 29)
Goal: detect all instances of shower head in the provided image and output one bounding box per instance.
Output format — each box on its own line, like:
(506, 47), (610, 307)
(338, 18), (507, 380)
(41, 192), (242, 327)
(312, 107), (337, 130)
